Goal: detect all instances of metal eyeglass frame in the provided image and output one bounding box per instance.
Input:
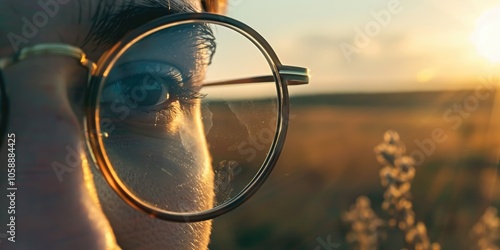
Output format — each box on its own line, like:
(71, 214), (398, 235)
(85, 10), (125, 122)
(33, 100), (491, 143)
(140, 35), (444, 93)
(0, 13), (309, 222)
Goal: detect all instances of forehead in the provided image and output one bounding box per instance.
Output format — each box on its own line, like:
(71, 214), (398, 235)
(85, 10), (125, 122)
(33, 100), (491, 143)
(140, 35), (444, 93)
(0, 0), (203, 59)
(84, 0), (204, 59)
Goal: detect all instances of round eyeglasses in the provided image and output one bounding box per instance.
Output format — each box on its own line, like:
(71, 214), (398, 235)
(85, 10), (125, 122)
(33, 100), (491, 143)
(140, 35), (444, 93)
(0, 13), (309, 222)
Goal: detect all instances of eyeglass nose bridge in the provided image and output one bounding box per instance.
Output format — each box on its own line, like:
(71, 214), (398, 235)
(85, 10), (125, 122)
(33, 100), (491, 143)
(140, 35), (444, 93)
(278, 65), (309, 86)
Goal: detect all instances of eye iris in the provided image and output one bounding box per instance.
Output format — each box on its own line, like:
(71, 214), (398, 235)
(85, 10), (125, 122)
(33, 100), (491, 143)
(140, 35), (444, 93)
(123, 75), (170, 107)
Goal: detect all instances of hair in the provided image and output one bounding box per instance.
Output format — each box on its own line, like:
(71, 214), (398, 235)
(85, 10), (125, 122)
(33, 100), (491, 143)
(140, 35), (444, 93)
(202, 0), (227, 14)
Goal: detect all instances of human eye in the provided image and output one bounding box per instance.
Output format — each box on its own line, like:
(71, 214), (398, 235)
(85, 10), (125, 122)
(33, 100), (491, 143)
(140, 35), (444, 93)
(99, 61), (204, 131)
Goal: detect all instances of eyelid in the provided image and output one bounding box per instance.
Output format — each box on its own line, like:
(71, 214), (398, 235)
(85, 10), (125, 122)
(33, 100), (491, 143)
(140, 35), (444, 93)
(100, 61), (183, 106)
(106, 61), (183, 84)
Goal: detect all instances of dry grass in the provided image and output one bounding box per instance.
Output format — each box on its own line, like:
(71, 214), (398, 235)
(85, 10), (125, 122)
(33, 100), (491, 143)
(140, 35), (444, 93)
(209, 90), (500, 250)
(345, 131), (440, 250)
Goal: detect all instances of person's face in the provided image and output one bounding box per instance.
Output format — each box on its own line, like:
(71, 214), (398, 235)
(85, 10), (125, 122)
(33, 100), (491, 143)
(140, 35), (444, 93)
(0, 0), (215, 249)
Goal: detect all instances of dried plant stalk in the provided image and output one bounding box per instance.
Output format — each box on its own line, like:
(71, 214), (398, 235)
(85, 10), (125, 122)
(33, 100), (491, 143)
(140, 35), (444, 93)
(470, 206), (500, 250)
(343, 196), (385, 250)
(374, 130), (440, 250)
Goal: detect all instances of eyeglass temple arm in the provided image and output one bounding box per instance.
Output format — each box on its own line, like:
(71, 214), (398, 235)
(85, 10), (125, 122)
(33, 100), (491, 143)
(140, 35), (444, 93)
(202, 65), (309, 87)
(0, 44), (97, 76)
(0, 44), (310, 88)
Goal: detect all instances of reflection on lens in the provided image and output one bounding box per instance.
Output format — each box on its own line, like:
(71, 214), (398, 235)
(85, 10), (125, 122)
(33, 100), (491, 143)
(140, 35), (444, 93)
(97, 21), (279, 214)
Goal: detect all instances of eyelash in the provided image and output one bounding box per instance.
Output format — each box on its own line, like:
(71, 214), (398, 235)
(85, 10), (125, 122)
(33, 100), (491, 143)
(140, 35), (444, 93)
(116, 72), (204, 111)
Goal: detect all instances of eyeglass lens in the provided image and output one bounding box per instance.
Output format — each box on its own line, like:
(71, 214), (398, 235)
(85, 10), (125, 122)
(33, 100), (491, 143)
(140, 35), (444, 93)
(96, 21), (280, 213)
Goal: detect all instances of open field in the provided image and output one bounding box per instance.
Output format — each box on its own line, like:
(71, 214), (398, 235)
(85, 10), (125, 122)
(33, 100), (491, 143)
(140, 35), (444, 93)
(208, 90), (500, 250)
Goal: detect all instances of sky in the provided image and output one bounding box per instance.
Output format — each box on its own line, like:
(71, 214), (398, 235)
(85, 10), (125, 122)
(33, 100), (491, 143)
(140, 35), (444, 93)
(222, 0), (500, 95)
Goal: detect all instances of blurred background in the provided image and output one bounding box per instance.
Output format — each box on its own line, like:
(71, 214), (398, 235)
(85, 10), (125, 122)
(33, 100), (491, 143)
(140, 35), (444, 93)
(208, 0), (500, 249)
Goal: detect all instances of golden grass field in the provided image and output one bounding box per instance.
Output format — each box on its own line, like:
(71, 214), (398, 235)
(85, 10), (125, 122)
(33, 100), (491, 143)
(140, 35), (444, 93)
(208, 90), (500, 250)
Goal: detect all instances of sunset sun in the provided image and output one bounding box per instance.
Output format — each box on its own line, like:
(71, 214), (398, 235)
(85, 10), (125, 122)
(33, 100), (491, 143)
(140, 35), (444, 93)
(472, 7), (500, 63)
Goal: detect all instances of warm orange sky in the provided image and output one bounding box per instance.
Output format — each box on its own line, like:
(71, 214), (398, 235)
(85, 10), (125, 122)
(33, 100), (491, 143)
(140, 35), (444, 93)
(225, 0), (500, 94)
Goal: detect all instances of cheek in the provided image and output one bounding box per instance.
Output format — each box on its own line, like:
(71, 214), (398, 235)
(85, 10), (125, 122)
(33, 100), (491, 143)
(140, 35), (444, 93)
(92, 171), (213, 250)
(102, 137), (215, 212)
(91, 105), (214, 249)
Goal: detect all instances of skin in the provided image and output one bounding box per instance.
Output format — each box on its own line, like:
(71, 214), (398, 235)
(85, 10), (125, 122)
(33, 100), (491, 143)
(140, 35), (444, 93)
(0, 0), (218, 249)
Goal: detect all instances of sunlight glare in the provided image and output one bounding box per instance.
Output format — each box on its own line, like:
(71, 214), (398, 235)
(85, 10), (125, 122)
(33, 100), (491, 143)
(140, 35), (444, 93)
(472, 7), (500, 63)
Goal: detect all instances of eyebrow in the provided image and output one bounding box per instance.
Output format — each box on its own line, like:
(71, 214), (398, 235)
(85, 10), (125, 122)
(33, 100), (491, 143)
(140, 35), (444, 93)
(83, 0), (197, 51)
